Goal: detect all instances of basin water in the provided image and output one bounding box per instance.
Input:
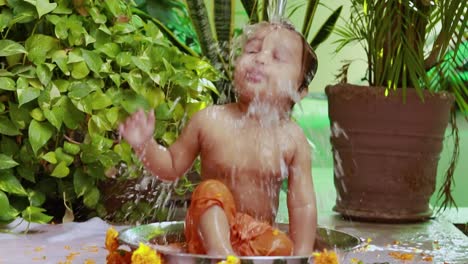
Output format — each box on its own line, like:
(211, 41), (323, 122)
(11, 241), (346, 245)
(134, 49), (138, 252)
(118, 221), (363, 263)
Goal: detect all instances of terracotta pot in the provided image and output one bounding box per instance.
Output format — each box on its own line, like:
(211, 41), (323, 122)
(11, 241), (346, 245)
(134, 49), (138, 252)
(325, 84), (454, 222)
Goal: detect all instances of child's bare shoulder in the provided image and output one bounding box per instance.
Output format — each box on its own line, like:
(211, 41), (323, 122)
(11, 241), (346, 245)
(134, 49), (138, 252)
(284, 121), (309, 149)
(189, 104), (231, 127)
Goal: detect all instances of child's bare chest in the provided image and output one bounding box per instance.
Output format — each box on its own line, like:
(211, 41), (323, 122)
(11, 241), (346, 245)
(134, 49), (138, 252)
(200, 123), (294, 179)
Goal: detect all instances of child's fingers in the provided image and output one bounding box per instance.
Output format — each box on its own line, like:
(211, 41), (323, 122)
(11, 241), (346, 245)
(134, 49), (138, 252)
(147, 110), (155, 127)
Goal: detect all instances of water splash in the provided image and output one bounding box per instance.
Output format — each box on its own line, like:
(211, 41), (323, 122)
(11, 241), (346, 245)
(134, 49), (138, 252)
(267, 0), (288, 23)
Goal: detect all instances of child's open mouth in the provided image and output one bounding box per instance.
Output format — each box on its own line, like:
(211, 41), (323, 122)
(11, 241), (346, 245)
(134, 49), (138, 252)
(246, 69), (265, 83)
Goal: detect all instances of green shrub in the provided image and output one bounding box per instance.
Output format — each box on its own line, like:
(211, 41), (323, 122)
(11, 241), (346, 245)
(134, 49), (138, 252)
(0, 0), (219, 224)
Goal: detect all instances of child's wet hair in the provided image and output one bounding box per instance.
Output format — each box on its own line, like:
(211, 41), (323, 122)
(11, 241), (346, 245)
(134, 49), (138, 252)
(231, 21), (318, 92)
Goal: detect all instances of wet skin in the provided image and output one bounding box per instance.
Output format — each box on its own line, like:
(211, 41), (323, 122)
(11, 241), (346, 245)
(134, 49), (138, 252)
(119, 24), (317, 256)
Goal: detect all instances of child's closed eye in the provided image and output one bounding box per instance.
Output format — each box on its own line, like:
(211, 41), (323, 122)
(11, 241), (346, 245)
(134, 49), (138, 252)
(273, 51), (287, 62)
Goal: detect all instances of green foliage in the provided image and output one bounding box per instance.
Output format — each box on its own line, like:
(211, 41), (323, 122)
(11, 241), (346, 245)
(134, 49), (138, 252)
(334, 0), (467, 113)
(0, 0), (219, 224)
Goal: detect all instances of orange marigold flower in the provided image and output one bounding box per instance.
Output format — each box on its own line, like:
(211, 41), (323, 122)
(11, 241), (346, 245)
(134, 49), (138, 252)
(388, 252), (414, 261)
(106, 251), (131, 264)
(312, 249), (339, 264)
(131, 243), (162, 264)
(105, 227), (120, 252)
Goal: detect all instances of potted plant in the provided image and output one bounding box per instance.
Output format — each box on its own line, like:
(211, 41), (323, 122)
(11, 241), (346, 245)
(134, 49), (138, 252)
(325, 0), (467, 221)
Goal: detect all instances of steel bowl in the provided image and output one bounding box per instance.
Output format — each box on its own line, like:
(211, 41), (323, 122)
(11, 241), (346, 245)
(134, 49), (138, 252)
(119, 221), (362, 264)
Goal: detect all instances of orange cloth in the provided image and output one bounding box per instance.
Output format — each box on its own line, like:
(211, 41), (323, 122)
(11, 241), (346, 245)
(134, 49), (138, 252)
(185, 179), (293, 256)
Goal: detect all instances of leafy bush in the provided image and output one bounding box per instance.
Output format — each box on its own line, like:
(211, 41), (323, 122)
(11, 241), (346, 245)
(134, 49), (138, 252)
(0, 0), (219, 224)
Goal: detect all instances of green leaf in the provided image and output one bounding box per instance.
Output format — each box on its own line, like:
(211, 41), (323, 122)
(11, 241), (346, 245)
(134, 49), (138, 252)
(89, 7), (106, 24)
(9, 102), (32, 130)
(90, 90), (112, 110)
(24, 0), (57, 18)
(81, 49), (103, 74)
(132, 56), (152, 74)
(51, 50), (70, 75)
(28, 189), (46, 207)
(43, 107), (64, 130)
(310, 6), (342, 50)
(0, 40), (27, 57)
(36, 64), (52, 86)
(73, 168), (93, 197)
(0, 116), (21, 136)
(25, 34), (59, 65)
(105, 106), (119, 126)
(17, 86), (41, 106)
(0, 8), (13, 32)
(41, 151), (57, 164)
(61, 97), (84, 129)
(99, 150), (120, 168)
(83, 187), (100, 208)
(67, 49), (83, 63)
(22, 206), (53, 223)
(55, 147), (74, 166)
(17, 166), (36, 183)
(51, 161), (69, 178)
(68, 81), (93, 99)
(80, 144), (100, 164)
(52, 0), (72, 14)
(71, 61), (90, 79)
(63, 141), (80, 155)
(0, 137), (19, 156)
(121, 93), (150, 114)
(53, 79), (70, 93)
(114, 143), (132, 164)
(109, 73), (120, 87)
(0, 77), (16, 91)
(30, 107), (45, 121)
(97, 43), (120, 58)
(0, 154), (18, 169)
(0, 170), (27, 196)
(28, 119), (55, 155)
(0, 190), (19, 222)
(115, 52), (132, 67)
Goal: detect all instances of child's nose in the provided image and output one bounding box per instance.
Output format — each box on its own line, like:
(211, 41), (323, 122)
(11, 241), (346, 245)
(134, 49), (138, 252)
(254, 50), (271, 64)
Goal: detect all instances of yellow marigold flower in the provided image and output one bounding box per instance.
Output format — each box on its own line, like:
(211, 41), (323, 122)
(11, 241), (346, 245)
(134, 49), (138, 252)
(105, 227), (120, 252)
(218, 255), (240, 264)
(131, 243), (162, 264)
(312, 249), (339, 264)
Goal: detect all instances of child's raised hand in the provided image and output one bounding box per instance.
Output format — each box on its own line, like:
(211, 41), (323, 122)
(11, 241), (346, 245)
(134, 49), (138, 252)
(119, 108), (155, 148)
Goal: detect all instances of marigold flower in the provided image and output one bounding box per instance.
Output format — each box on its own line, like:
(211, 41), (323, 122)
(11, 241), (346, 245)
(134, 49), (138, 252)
(105, 227), (120, 252)
(218, 255), (240, 264)
(106, 251), (131, 264)
(312, 249), (339, 264)
(388, 252), (414, 261)
(131, 243), (162, 264)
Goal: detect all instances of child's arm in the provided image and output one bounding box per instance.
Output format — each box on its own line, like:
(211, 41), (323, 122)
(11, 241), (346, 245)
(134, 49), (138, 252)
(119, 108), (202, 181)
(287, 127), (317, 255)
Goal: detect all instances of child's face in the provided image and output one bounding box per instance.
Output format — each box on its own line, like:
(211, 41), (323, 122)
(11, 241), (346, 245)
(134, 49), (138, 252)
(234, 24), (304, 104)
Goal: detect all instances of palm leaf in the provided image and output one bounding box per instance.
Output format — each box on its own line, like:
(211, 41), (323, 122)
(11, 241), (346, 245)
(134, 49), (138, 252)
(262, 0), (269, 21)
(214, 0), (235, 47)
(130, 7), (197, 57)
(184, 0), (221, 67)
(301, 0), (319, 37)
(309, 6), (342, 50)
(240, 0), (259, 23)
